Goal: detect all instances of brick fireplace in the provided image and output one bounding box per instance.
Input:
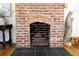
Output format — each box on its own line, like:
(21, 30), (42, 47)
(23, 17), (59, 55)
(15, 3), (65, 48)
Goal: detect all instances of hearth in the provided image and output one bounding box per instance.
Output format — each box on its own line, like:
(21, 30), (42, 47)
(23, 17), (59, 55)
(30, 22), (50, 47)
(12, 47), (71, 56)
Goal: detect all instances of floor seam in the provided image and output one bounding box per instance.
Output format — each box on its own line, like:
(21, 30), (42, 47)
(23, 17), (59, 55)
(35, 47), (36, 56)
(45, 47), (48, 56)
(23, 48), (25, 56)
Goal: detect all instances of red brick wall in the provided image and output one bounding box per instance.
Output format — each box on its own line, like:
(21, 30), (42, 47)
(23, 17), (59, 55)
(15, 3), (65, 48)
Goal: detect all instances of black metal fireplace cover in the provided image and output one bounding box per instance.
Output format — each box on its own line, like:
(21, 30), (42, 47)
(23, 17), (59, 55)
(30, 22), (50, 47)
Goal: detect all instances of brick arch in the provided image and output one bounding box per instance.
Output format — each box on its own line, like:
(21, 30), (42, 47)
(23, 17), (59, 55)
(26, 13), (52, 25)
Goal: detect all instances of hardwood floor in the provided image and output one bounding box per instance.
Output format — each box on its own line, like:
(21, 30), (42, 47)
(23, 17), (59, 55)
(64, 45), (79, 56)
(0, 45), (15, 56)
(0, 45), (79, 56)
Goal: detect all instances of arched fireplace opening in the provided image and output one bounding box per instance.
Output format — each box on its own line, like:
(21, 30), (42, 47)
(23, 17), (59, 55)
(30, 22), (50, 47)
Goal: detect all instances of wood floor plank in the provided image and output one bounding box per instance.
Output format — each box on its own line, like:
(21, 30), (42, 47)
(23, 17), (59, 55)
(0, 45), (15, 56)
(64, 45), (79, 56)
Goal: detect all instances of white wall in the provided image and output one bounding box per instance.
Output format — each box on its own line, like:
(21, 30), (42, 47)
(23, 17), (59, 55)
(6, 4), (16, 43)
(10, 4), (16, 43)
(64, 3), (79, 37)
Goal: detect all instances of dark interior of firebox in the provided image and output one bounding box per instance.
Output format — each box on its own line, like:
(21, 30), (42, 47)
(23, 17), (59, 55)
(30, 22), (50, 47)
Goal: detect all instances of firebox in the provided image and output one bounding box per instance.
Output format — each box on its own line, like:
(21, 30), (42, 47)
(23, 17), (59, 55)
(30, 22), (50, 47)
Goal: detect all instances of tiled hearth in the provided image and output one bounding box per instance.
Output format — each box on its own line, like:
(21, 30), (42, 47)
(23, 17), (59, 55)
(12, 47), (71, 56)
(15, 3), (65, 48)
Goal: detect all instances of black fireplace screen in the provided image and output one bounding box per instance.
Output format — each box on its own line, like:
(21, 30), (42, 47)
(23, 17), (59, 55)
(30, 22), (50, 47)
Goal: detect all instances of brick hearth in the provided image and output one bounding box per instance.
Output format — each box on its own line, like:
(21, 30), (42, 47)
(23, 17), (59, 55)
(15, 3), (65, 48)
